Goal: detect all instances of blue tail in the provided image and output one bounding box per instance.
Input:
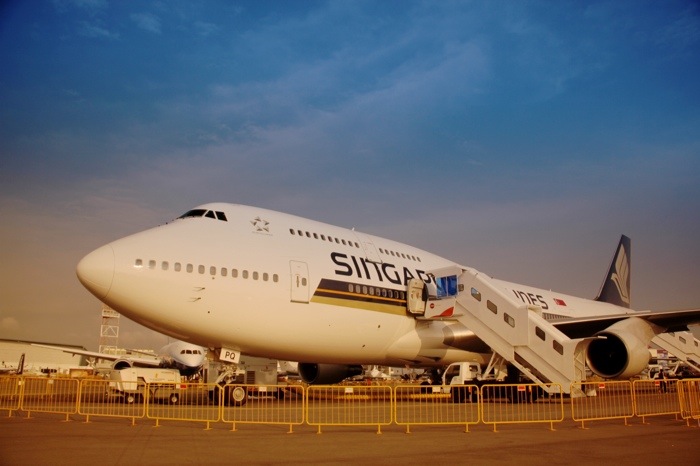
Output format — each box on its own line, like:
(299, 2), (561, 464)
(594, 235), (631, 308)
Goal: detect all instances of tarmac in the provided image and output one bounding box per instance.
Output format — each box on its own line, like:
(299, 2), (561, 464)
(1, 413), (698, 465)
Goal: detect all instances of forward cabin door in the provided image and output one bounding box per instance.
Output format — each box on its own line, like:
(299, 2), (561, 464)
(290, 261), (309, 303)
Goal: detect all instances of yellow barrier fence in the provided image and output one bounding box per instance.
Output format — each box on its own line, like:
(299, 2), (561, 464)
(394, 384), (480, 433)
(632, 379), (681, 423)
(19, 377), (79, 421)
(480, 383), (564, 432)
(306, 385), (393, 434)
(0, 376), (22, 416)
(678, 379), (700, 427)
(145, 382), (220, 430)
(78, 379), (146, 425)
(221, 384), (305, 433)
(570, 381), (634, 428)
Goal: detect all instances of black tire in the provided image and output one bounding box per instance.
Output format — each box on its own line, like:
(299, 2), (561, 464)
(225, 385), (248, 406)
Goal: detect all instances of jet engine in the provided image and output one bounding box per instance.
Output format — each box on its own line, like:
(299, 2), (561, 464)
(298, 363), (364, 384)
(585, 317), (654, 379)
(113, 359), (135, 370)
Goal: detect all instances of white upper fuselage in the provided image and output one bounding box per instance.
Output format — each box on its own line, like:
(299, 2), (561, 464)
(77, 203), (631, 367)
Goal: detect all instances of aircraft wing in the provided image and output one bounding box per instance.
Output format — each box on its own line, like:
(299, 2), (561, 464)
(553, 308), (700, 339)
(32, 344), (161, 367)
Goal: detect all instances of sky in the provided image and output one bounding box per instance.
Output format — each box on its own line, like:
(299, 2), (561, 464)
(1, 0), (699, 352)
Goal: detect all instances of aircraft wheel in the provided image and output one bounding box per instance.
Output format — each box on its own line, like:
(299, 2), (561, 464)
(226, 385), (248, 406)
(124, 393), (137, 404)
(169, 393), (179, 404)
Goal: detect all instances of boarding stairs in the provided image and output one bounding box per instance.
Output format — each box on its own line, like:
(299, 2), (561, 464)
(652, 331), (700, 374)
(424, 267), (589, 395)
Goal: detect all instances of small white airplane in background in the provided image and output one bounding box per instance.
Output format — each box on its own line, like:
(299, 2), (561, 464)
(34, 340), (206, 376)
(75, 202), (700, 385)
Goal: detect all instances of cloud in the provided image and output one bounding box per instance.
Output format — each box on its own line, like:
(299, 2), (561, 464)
(78, 21), (120, 39)
(131, 12), (162, 34)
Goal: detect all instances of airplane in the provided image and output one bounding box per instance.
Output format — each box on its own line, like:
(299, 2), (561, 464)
(0, 354), (25, 375)
(34, 340), (206, 376)
(75, 202), (700, 386)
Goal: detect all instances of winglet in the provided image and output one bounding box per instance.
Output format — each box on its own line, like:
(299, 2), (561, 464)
(595, 235), (631, 308)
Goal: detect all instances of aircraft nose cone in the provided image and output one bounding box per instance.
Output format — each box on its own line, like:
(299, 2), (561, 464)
(76, 245), (115, 300)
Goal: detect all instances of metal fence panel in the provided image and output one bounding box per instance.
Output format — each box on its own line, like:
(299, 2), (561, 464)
(632, 379), (681, 420)
(393, 384), (480, 432)
(570, 381), (634, 427)
(19, 377), (79, 420)
(678, 379), (700, 424)
(221, 384), (304, 432)
(480, 383), (564, 431)
(145, 382), (221, 429)
(306, 385), (393, 433)
(0, 376), (22, 415)
(78, 379), (146, 423)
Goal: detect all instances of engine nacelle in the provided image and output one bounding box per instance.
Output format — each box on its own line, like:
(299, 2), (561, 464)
(298, 363), (363, 384)
(586, 317), (654, 379)
(112, 359), (135, 370)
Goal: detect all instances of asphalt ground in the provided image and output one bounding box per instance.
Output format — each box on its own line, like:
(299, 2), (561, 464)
(1, 412), (698, 465)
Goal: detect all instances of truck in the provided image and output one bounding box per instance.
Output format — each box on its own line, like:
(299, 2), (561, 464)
(108, 367), (182, 404)
(440, 360), (543, 403)
(441, 362), (506, 402)
(205, 356), (285, 406)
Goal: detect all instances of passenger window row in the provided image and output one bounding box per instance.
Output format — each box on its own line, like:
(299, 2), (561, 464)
(134, 259), (279, 283)
(289, 228), (360, 248)
(288, 228), (422, 263)
(378, 248), (422, 263)
(347, 283), (406, 301)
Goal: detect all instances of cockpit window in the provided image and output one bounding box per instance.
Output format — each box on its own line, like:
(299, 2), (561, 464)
(179, 209), (207, 218)
(177, 209), (228, 222)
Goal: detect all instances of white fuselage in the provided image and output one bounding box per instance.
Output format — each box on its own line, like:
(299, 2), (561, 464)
(77, 203), (630, 367)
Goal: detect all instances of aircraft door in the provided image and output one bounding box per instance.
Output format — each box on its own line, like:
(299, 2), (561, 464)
(290, 261), (309, 303)
(352, 231), (382, 264)
(406, 278), (427, 316)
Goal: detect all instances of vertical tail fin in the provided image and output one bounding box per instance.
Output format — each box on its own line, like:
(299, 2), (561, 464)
(595, 235), (631, 308)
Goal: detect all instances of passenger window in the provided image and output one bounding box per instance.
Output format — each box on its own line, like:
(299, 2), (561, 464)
(210, 266), (216, 276)
(242, 270), (249, 279)
(471, 288), (482, 302)
(134, 259), (143, 268)
(221, 268), (227, 277)
(231, 269), (238, 278)
(253, 271), (259, 280)
(186, 264), (193, 273)
(263, 272), (268, 281)
(174, 262), (181, 272)
(148, 260), (156, 269)
(273, 274), (279, 283)
(198, 265), (205, 274)
(161, 261), (169, 271)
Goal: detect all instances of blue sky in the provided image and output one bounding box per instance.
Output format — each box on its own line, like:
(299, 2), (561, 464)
(1, 0), (699, 350)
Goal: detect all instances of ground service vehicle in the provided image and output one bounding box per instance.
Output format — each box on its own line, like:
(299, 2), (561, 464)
(108, 367), (182, 404)
(206, 356), (284, 406)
